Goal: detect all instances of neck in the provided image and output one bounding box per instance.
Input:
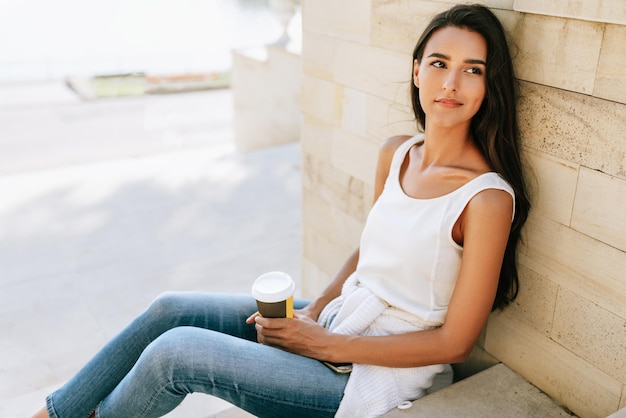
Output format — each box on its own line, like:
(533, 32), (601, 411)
(420, 122), (474, 169)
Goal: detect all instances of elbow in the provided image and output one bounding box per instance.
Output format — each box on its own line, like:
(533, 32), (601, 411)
(437, 327), (478, 364)
(446, 340), (475, 364)
(449, 346), (473, 364)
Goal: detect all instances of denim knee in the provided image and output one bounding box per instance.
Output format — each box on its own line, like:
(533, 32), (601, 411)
(146, 291), (185, 318)
(137, 328), (191, 385)
(97, 328), (198, 417)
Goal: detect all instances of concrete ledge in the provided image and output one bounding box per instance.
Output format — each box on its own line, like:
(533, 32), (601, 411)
(212, 363), (573, 418)
(382, 364), (572, 418)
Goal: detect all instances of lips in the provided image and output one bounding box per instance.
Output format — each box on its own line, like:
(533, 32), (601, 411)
(435, 98), (463, 107)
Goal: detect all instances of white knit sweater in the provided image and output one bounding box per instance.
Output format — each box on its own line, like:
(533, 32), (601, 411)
(318, 274), (451, 417)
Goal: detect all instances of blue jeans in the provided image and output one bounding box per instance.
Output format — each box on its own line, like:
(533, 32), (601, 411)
(46, 292), (349, 418)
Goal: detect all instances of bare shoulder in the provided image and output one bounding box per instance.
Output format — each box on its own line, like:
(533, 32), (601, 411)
(467, 188), (514, 221)
(379, 135), (414, 154)
(373, 135), (415, 202)
(378, 135), (414, 164)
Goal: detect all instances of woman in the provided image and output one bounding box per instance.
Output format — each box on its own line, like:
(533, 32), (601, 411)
(34, 4), (530, 418)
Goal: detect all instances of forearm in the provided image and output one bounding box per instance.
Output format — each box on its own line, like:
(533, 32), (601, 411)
(324, 327), (470, 368)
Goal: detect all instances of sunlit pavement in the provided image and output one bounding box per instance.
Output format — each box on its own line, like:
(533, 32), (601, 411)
(0, 84), (300, 417)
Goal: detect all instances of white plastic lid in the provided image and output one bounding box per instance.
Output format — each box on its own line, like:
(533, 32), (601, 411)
(252, 271), (295, 303)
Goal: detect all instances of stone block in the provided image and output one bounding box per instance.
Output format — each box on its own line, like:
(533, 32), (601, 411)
(514, 0), (626, 25)
(507, 263), (559, 336)
(329, 204), (364, 249)
(519, 214), (626, 319)
(366, 94), (418, 144)
(518, 81), (626, 179)
(362, 182), (375, 210)
(301, 115), (333, 161)
(551, 287), (626, 383)
(341, 87), (368, 136)
(371, 0), (447, 55)
(331, 130), (378, 185)
(486, 314), (622, 418)
(572, 167), (626, 252)
(333, 39), (411, 103)
(232, 46), (301, 151)
(512, 14), (603, 95)
(302, 32), (335, 81)
(301, 195), (332, 245)
(478, 0), (515, 9)
(301, 209), (360, 287)
(301, 184), (328, 229)
(302, 152), (369, 222)
(523, 148), (578, 226)
(301, 75), (344, 127)
(302, 0), (371, 44)
(301, 258), (331, 299)
(595, 24), (626, 104)
(301, 222), (350, 284)
(490, 8), (523, 47)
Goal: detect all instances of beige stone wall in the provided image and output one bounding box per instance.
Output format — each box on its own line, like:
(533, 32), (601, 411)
(299, 1), (625, 417)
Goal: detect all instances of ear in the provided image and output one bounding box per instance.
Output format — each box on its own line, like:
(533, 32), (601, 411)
(413, 59), (420, 88)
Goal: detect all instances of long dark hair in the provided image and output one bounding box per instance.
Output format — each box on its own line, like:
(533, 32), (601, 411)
(411, 4), (530, 311)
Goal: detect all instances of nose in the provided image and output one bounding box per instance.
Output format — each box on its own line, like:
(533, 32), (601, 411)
(442, 71), (458, 92)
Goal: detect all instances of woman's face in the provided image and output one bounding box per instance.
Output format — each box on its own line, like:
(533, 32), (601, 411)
(414, 26), (487, 132)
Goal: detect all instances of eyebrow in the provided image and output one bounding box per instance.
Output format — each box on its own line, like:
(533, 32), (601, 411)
(427, 52), (486, 66)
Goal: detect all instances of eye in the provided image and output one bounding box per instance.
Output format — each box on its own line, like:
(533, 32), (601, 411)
(430, 60), (446, 69)
(466, 67), (483, 75)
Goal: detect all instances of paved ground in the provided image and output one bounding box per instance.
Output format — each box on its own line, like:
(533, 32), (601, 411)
(0, 83), (300, 417)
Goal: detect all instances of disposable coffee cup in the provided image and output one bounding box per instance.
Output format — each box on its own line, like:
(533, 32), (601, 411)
(252, 271), (295, 318)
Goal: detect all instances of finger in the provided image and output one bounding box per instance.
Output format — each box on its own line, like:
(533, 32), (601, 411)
(254, 322), (265, 344)
(293, 311), (313, 322)
(255, 321), (278, 338)
(245, 312), (260, 324)
(255, 316), (291, 330)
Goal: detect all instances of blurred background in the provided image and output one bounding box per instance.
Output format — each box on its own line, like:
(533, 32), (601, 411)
(0, 0), (298, 83)
(0, 1), (303, 417)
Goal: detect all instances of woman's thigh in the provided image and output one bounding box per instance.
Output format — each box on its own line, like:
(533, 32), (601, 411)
(98, 326), (348, 418)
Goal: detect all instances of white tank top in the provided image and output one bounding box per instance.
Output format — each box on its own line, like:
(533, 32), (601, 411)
(356, 134), (515, 325)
